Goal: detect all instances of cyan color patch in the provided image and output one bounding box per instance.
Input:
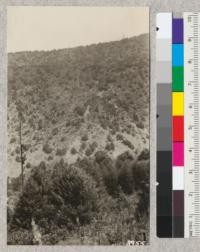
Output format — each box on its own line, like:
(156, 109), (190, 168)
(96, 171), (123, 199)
(172, 44), (183, 66)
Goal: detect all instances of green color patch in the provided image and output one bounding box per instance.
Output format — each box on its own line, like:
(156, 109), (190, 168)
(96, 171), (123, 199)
(172, 67), (184, 92)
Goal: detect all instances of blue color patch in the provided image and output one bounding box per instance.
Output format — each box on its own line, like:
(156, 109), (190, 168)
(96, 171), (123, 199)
(172, 44), (184, 66)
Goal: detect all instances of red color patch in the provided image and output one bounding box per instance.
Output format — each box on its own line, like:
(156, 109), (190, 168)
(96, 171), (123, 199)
(173, 116), (184, 142)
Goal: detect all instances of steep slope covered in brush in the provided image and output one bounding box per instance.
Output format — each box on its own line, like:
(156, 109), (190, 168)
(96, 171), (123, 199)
(8, 34), (149, 178)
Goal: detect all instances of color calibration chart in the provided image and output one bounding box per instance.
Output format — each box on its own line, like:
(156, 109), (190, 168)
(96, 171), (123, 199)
(156, 13), (200, 238)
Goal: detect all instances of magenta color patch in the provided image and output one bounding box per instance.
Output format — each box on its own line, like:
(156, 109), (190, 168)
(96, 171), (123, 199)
(173, 142), (184, 166)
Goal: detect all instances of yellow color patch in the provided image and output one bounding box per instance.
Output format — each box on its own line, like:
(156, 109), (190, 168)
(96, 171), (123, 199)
(172, 92), (184, 115)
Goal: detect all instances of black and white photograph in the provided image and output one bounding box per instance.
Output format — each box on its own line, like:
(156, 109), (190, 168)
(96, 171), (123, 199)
(7, 6), (149, 245)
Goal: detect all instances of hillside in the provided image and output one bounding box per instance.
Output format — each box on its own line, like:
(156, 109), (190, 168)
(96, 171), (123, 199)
(7, 34), (149, 245)
(7, 34), (149, 178)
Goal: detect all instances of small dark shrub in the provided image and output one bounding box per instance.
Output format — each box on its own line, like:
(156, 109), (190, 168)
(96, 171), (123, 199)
(105, 142), (115, 151)
(81, 134), (88, 141)
(136, 121), (144, 129)
(80, 142), (86, 151)
(116, 134), (123, 141)
(52, 119), (56, 125)
(15, 156), (21, 163)
(122, 139), (134, 150)
(38, 119), (43, 130)
(15, 147), (20, 154)
(42, 143), (53, 154)
(89, 142), (98, 152)
(133, 113), (139, 122)
(74, 106), (85, 116)
(116, 151), (133, 164)
(56, 148), (67, 156)
(71, 147), (77, 155)
(60, 137), (66, 142)
(85, 148), (93, 156)
(83, 143), (96, 157)
(48, 155), (53, 161)
(138, 148), (149, 161)
(66, 121), (71, 127)
(95, 151), (107, 163)
(26, 162), (31, 169)
(107, 134), (112, 142)
(22, 144), (31, 151)
(52, 128), (59, 136)
(10, 137), (16, 144)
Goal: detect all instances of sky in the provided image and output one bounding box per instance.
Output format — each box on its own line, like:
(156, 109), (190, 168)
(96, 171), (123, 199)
(7, 6), (149, 53)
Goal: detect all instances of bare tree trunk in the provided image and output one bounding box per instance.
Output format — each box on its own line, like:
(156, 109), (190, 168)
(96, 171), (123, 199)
(19, 120), (24, 191)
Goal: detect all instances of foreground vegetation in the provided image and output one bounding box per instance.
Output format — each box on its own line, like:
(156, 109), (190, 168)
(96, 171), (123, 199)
(8, 150), (149, 245)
